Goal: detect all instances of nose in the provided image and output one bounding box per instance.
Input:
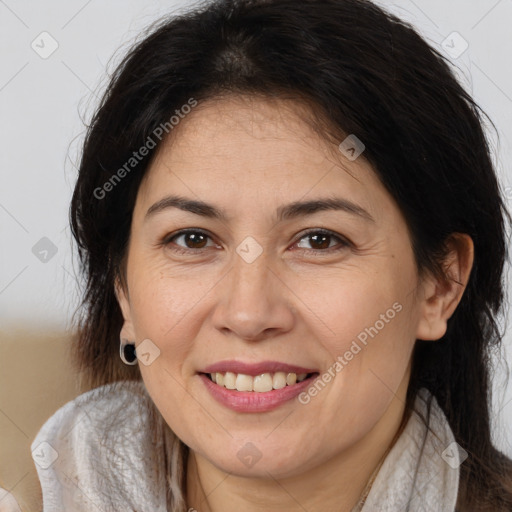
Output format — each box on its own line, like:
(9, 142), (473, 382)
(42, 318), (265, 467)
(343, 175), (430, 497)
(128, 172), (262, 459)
(211, 251), (295, 342)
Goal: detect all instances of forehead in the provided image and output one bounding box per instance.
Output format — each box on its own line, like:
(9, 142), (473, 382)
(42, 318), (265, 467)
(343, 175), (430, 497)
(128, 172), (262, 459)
(136, 94), (390, 223)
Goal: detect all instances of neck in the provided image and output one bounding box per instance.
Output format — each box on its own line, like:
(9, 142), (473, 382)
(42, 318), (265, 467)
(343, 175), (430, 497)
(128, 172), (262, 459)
(185, 390), (408, 512)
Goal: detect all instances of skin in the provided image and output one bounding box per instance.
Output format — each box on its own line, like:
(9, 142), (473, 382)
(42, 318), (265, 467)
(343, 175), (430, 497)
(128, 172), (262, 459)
(116, 94), (474, 512)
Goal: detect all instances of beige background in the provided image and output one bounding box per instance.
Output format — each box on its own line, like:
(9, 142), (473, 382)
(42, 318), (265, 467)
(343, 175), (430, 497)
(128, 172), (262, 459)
(0, 330), (86, 511)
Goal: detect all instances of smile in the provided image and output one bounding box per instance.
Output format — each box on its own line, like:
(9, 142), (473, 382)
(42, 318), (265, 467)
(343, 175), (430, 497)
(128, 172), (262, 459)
(198, 363), (320, 412)
(205, 371), (313, 392)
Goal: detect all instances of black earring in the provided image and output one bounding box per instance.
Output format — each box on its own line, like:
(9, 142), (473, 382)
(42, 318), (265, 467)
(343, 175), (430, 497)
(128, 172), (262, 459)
(120, 339), (137, 365)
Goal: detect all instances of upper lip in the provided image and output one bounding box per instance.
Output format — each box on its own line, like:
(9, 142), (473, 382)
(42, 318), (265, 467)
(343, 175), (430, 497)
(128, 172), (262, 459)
(201, 360), (317, 376)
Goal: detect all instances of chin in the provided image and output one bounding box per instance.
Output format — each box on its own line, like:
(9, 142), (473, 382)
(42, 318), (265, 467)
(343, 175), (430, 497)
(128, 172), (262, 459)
(197, 437), (317, 479)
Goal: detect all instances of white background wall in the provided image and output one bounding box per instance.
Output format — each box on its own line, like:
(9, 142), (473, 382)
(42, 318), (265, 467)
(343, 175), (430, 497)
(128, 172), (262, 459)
(1, 0), (511, 455)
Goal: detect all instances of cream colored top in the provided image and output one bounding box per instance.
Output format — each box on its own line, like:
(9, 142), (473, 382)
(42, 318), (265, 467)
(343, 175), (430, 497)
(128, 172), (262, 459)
(29, 381), (460, 511)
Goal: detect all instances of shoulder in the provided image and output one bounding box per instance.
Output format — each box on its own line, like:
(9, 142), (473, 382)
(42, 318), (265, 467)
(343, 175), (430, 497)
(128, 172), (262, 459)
(31, 380), (151, 456)
(362, 387), (460, 511)
(31, 380), (167, 511)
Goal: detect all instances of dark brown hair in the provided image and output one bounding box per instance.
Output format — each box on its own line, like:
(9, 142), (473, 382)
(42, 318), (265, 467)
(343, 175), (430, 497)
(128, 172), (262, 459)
(69, 0), (512, 510)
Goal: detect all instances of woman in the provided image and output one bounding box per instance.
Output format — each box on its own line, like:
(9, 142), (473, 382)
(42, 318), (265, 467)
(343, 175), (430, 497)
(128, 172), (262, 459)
(30, 0), (512, 510)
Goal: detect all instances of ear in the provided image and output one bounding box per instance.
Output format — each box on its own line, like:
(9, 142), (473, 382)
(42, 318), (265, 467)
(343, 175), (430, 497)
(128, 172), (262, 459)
(115, 277), (136, 342)
(416, 233), (474, 341)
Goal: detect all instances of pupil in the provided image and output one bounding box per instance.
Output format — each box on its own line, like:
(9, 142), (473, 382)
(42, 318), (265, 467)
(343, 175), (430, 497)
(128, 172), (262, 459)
(311, 234), (330, 249)
(186, 232), (207, 248)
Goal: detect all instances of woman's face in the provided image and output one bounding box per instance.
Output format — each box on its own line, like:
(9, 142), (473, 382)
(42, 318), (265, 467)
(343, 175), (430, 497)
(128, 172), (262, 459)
(117, 95), (433, 478)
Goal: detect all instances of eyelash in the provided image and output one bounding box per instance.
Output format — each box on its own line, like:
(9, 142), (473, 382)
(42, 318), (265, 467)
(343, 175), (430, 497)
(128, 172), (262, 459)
(161, 228), (352, 256)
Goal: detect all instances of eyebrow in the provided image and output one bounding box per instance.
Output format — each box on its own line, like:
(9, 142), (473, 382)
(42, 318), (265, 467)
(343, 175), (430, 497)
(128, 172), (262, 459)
(145, 194), (374, 223)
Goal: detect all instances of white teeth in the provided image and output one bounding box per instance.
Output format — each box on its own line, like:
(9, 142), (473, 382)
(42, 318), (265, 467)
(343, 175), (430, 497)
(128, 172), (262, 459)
(253, 373), (273, 392)
(235, 374), (253, 392)
(224, 372), (236, 389)
(272, 372), (287, 389)
(286, 373), (297, 386)
(209, 371), (311, 392)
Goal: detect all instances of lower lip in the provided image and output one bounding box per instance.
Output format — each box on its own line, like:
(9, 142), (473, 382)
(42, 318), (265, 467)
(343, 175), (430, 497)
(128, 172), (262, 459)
(199, 373), (318, 413)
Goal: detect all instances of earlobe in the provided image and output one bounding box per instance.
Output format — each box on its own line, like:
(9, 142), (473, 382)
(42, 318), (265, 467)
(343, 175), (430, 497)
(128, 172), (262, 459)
(416, 233), (474, 341)
(114, 277), (136, 342)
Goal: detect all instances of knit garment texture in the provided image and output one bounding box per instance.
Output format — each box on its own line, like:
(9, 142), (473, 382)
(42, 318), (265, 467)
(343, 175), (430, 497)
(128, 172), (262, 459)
(30, 381), (460, 511)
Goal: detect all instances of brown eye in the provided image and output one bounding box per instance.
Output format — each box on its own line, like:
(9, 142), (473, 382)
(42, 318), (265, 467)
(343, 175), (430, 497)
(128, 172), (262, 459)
(163, 230), (216, 253)
(305, 233), (332, 250)
(295, 230), (351, 253)
(179, 232), (208, 249)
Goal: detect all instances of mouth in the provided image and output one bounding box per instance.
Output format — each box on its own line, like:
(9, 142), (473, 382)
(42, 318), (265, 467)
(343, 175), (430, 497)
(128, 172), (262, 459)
(200, 371), (318, 392)
(198, 363), (320, 412)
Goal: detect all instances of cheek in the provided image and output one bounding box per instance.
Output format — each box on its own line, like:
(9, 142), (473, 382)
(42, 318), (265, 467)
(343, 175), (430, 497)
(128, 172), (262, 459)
(307, 260), (418, 413)
(128, 259), (204, 343)
(128, 267), (206, 443)
(316, 266), (416, 357)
